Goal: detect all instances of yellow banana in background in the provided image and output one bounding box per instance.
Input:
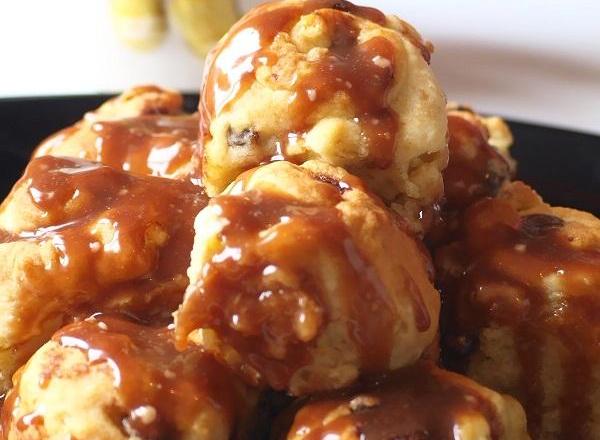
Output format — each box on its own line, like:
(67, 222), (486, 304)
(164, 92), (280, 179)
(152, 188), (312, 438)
(170, 0), (239, 57)
(110, 0), (167, 51)
(111, 0), (239, 57)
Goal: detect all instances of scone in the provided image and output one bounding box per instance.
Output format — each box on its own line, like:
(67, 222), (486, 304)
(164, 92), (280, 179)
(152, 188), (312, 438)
(34, 85), (199, 180)
(428, 106), (514, 244)
(1, 315), (257, 440)
(0, 156), (207, 393)
(175, 160), (440, 395)
(279, 361), (529, 440)
(436, 181), (600, 439)
(199, 0), (448, 232)
(444, 105), (514, 212)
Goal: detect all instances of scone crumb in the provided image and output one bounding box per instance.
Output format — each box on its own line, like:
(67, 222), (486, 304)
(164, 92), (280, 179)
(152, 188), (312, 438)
(131, 405), (157, 425)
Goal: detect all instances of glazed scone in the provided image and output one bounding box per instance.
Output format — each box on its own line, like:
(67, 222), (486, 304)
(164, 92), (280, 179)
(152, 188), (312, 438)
(428, 106), (514, 244)
(34, 85), (199, 180)
(435, 181), (600, 439)
(0, 156), (207, 393)
(279, 361), (529, 440)
(175, 160), (440, 395)
(444, 106), (514, 211)
(1, 315), (257, 440)
(199, 0), (448, 232)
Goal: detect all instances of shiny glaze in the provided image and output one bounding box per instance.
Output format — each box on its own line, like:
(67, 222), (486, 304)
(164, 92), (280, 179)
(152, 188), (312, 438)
(200, 0), (425, 168)
(2, 316), (247, 439)
(438, 197), (600, 438)
(1, 156), (207, 330)
(428, 113), (511, 245)
(176, 180), (413, 390)
(443, 114), (511, 211)
(35, 115), (198, 180)
(283, 362), (503, 440)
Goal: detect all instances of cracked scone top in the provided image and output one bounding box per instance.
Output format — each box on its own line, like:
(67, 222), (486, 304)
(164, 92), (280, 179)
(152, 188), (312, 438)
(175, 160), (440, 395)
(199, 0), (447, 232)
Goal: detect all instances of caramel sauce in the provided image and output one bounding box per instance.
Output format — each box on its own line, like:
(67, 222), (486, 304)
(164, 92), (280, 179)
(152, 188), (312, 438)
(2, 316), (247, 439)
(176, 184), (400, 390)
(35, 115), (198, 180)
(1, 156), (207, 332)
(201, 0), (409, 168)
(438, 197), (600, 438)
(283, 362), (503, 440)
(428, 114), (511, 246)
(443, 114), (511, 211)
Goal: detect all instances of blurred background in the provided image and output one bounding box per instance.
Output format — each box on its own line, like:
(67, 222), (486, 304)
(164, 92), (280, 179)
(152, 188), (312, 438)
(0, 0), (599, 134)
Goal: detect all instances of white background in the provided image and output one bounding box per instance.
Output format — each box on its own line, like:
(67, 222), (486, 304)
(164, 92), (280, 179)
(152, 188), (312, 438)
(0, 0), (599, 134)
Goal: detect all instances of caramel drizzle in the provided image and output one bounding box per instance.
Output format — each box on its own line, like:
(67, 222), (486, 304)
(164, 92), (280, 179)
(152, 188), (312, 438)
(200, 0), (409, 169)
(4, 316), (243, 439)
(1, 156), (207, 333)
(177, 184), (404, 390)
(443, 114), (511, 210)
(442, 198), (600, 438)
(286, 362), (504, 440)
(36, 115), (198, 180)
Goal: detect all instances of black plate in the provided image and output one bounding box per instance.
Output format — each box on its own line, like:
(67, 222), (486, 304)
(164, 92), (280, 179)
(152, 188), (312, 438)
(0, 95), (599, 215)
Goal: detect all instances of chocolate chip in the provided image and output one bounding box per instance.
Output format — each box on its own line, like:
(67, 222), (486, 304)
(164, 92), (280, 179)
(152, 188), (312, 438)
(332, 1), (352, 12)
(484, 159), (510, 196)
(227, 127), (258, 148)
(521, 214), (565, 237)
(313, 174), (352, 194)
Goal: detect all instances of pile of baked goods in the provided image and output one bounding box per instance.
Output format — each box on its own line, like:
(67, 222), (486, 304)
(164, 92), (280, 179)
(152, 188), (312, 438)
(0, 1), (597, 439)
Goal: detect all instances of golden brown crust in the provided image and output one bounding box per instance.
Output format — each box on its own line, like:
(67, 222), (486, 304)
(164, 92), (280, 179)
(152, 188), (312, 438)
(1, 316), (257, 440)
(34, 86), (198, 180)
(0, 156), (207, 393)
(176, 160), (440, 395)
(436, 181), (600, 439)
(199, 1), (447, 233)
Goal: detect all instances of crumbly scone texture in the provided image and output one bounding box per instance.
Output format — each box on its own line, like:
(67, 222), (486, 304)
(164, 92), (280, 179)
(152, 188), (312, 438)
(0, 156), (205, 395)
(176, 160), (440, 395)
(2, 319), (255, 440)
(436, 181), (600, 440)
(201, 2), (447, 233)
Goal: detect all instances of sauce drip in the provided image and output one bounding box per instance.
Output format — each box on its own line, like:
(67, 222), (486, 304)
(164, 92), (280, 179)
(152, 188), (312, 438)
(284, 362), (504, 440)
(2, 316), (246, 439)
(177, 183), (399, 390)
(1, 156), (207, 336)
(35, 115), (198, 180)
(443, 114), (511, 211)
(200, 0), (417, 168)
(438, 197), (600, 438)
